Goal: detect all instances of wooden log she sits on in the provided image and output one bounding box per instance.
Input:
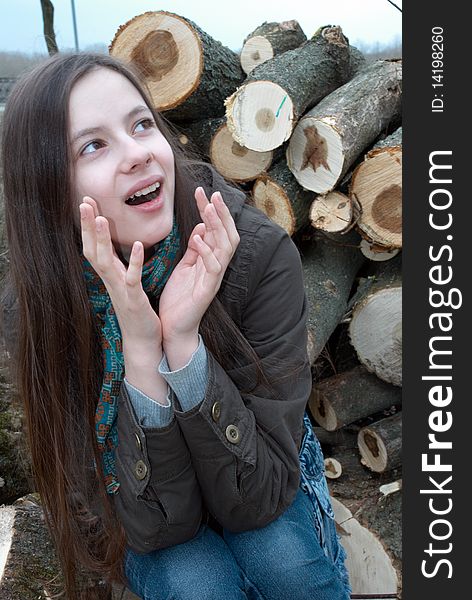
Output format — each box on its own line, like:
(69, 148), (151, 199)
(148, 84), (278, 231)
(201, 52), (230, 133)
(358, 412), (402, 473)
(286, 59), (402, 194)
(309, 365), (402, 431)
(109, 11), (244, 121)
(240, 20), (307, 74)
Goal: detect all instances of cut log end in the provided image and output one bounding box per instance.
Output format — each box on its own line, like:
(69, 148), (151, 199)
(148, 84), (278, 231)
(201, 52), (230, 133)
(210, 124), (273, 182)
(110, 12), (203, 111)
(349, 285), (402, 386)
(252, 177), (296, 234)
(308, 388), (338, 431)
(330, 497), (399, 597)
(310, 191), (353, 233)
(358, 428), (389, 472)
(287, 118), (344, 193)
(360, 239), (401, 261)
(357, 413), (402, 473)
(324, 457), (342, 479)
(351, 147), (402, 248)
(240, 36), (274, 74)
(225, 81), (294, 151)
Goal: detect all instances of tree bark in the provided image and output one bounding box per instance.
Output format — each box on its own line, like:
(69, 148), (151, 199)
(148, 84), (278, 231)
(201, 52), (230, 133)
(240, 20), (307, 74)
(0, 353), (31, 505)
(40, 0), (58, 55)
(226, 26), (355, 152)
(358, 412), (402, 473)
(286, 59), (402, 193)
(300, 230), (365, 363)
(0, 496), (113, 599)
(309, 365), (402, 431)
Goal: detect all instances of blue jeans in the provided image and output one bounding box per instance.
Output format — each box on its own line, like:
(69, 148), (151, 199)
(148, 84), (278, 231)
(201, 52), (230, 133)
(124, 413), (351, 600)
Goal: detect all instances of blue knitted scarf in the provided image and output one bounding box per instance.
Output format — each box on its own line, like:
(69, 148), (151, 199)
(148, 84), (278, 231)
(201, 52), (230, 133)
(81, 221), (181, 494)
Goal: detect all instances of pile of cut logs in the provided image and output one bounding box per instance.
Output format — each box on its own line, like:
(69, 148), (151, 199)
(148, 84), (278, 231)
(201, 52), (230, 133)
(0, 11), (402, 600)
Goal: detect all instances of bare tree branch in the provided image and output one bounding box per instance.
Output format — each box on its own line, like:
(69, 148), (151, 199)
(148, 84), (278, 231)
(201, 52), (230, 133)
(385, 0), (402, 12)
(40, 0), (59, 55)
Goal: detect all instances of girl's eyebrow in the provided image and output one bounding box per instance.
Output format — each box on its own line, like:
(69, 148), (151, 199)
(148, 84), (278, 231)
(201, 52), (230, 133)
(71, 105), (152, 144)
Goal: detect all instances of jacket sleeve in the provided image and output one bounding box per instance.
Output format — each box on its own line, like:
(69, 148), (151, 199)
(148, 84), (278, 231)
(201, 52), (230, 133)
(173, 221), (312, 532)
(113, 382), (203, 553)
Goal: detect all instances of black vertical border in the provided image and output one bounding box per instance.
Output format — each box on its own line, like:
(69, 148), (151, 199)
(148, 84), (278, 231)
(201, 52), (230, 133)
(403, 2), (468, 598)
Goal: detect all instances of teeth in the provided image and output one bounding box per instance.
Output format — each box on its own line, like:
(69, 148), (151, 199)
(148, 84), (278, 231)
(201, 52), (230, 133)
(131, 181), (160, 198)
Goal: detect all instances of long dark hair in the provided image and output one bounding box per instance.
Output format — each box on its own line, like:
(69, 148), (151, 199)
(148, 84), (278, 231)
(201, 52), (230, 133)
(0, 52), (287, 598)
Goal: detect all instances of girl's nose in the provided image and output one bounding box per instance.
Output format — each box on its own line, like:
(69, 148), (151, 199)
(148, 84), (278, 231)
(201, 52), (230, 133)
(120, 138), (152, 171)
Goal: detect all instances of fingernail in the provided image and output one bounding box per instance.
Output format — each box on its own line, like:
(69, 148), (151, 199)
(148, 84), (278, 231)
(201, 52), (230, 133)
(79, 205), (86, 219)
(96, 219), (103, 232)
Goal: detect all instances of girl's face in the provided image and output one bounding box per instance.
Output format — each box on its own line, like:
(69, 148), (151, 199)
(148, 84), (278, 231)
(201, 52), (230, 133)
(69, 67), (175, 262)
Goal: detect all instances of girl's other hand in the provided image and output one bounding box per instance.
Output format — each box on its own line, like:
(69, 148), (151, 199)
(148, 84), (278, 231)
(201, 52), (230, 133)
(79, 196), (163, 349)
(159, 187), (240, 343)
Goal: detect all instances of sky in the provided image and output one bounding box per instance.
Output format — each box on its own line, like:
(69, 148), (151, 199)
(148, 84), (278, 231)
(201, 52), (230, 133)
(0, 0), (402, 55)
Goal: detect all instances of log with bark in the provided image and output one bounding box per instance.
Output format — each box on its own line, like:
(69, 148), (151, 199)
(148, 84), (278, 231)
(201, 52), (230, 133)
(331, 496), (400, 597)
(360, 239), (401, 261)
(309, 365), (402, 431)
(307, 421), (402, 594)
(225, 26), (357, 152)
(240, 20), (307, 74)
(309, 190), (358, 234)
(350, 127), (403, 249)
(300, 230), (365, 363)
(358, 412), (402, 473)
(0, 496), (113, 599)
(180, 117), (274, 182)
(347, 256), (402, 386)
(286, 59), (402, 193)
(324, 457), (342, 479)
(0, 351), (31, 505)
(252, 158), (315, 235)
(109, 11), (244, 121)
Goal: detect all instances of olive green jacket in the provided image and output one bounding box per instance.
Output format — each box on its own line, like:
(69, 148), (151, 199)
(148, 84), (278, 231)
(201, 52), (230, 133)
(114, 166), (312, 553)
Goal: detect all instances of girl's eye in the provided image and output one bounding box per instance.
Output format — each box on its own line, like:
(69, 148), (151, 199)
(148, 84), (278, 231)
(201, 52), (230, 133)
(134, 118), (155, 133)
(81, 140), (103, 156)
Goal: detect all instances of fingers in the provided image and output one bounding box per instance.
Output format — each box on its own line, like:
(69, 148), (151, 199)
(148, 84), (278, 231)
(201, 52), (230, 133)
(194, 187), (240, 258)
(80, 196), (124, 281)
(82, 195), (99, 218)
(125, 241), (146, 301)
(211, 192), (240, 250)
(191, 234), (222, 276)
(94, 216), (116, 271)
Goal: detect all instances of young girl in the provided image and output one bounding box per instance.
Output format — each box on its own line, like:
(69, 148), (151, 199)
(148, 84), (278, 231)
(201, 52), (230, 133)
(1, 53), (351, 600)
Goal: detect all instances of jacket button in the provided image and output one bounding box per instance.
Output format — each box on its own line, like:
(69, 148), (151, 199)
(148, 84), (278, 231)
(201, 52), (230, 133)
(211, 401), (221, 422)
(134, 432), (142, 451)
(134, 459), (148, 480)
(225, 424), (240, 444)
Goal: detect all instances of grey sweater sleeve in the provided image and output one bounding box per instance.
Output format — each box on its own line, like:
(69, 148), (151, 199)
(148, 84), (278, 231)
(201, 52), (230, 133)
(123, 334), (208, 427)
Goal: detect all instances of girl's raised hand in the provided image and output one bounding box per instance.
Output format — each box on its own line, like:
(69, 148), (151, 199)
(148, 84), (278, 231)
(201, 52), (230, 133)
(79, 196), (163, 348)
(158, 187), (240, 343)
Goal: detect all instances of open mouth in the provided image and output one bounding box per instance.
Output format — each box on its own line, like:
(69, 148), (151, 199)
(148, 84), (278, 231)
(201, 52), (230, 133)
(125, 181), (161, 206)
